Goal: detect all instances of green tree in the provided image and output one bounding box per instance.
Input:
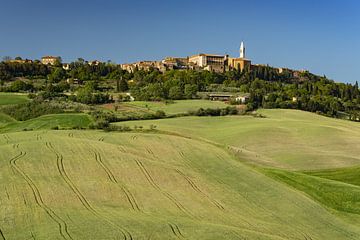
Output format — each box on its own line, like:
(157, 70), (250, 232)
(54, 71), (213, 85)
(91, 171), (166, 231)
(168, 86), (183, 99)
(48, 67), (66, 83)
(184, 84), (197, 99)
(119, 77), (129, 92)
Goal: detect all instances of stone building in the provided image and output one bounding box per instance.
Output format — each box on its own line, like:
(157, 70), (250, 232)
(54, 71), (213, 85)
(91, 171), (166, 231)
(41, 56), (61, 65)
(188, 54), (227, 73)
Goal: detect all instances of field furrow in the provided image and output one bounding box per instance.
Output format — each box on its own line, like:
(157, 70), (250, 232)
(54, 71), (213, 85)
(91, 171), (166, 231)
(9, 150), (73, 240)
(168, 223), (185, 239)
(0, 228), (5, 240)
(93, 150), (141, 212)
(45, 142), (133, 240)
(175, 169), (224, 211)
(134, 159), (193, 218)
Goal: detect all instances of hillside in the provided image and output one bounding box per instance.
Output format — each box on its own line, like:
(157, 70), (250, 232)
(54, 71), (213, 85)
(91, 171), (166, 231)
(1, 109), (360, 239)
(118, 109), (360, 170)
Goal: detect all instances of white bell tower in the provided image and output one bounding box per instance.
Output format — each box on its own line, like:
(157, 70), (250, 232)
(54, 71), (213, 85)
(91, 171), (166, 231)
(240, 41), (245, 58)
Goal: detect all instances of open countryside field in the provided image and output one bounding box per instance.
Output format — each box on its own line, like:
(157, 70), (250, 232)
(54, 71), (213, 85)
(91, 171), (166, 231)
(1, 129), (360, 239)
(0, 113), (92, 132)
(1, 109), (360, 239)
(117, 109), (360, 170)
(0, 93), (29, 106)
(122, 100), (228, 115)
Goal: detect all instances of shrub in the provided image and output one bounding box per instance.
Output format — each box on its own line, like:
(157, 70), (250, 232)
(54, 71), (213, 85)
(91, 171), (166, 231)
(189, 107), (238, 117)
(1, 100), (64, 121)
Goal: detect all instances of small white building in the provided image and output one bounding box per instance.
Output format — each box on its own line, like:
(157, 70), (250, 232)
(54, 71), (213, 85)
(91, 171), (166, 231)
(235, 96), (249, 104)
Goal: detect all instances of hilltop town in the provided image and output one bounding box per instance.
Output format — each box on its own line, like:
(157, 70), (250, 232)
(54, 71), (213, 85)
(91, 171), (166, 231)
(3, 42), (306, 79)
(0, 42), (359, 122)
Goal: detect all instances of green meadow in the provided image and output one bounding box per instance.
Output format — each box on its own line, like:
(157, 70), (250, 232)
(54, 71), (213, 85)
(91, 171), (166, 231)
(0, 92), (29, 106)
(123, 99), (227, 114)
(1, 107), (360, 239)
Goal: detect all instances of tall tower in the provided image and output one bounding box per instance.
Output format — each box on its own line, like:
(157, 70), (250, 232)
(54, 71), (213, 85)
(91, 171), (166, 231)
(240, 41), (245, 58)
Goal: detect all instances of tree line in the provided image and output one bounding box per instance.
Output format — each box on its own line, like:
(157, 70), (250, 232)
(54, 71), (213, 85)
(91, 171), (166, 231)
(0, 59), (359, 120)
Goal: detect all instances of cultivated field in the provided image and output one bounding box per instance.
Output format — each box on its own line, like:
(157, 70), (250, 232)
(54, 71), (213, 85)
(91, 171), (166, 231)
(118, 109), (360, 170)
(122, 100), (228, 114)
(1, 109), (360, 239)
(0, 113), (91, 132)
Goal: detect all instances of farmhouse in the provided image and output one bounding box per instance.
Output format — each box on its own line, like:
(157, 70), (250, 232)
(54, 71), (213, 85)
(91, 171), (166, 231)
(207, 93), (234, 101)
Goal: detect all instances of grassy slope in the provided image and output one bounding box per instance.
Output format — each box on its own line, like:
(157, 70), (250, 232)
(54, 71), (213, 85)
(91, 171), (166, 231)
(0, 92), (29, 105)
(114, 108), (360, 230)
(123, 100), (228, 114)
(0, 113), (92, 132)
(116, 109), (360, 170)
(1, 130), (359, 239)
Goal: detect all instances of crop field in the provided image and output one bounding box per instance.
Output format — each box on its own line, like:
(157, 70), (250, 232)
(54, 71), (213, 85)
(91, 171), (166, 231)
(1, 109), (360, 239)
(0, 113), (92, 133)
(0, 93), (29, 106)
(118, 109), (360, 170)
(122, 100), (228, 115)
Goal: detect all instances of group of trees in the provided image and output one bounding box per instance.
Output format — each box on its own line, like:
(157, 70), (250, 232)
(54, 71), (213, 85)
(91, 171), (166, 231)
(0, 61), (51, 80)
(245, 78), (360, 119)
(1, 57), (359, 120)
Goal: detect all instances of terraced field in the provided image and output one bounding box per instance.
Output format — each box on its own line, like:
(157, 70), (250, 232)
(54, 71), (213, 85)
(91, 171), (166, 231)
(1, 109), (360, 239)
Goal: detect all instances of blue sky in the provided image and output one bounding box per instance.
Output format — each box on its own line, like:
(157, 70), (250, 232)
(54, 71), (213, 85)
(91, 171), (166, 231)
(0, 0), (359, 83)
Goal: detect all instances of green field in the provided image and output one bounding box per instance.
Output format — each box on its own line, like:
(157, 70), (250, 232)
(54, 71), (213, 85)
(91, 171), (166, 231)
(0, 113), (92, 132)
(2, 109), (360, 239)
(123, 100), (228, 115)
(117, 109), (360, 170)
(0, 92), (30, 106)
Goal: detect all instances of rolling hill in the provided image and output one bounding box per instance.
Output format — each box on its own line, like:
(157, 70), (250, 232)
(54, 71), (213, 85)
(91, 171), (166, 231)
(1, 109), (360, 239)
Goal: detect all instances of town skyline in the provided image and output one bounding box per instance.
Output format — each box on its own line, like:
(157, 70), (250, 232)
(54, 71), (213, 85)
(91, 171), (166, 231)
(1, 0), (359, 83)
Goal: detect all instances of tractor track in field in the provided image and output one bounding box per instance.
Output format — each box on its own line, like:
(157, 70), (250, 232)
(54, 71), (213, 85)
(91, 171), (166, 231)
(231, 230), (245, 239)
(45, 142), (133, 240)
(177, 150), (260, 229)
(134, 159), (193, 218)
(30, 230), (36, 240)
(175, 169), (224, 211)
(93, 151), (141, 212)
(35, 134), (42, 141)
(303, 233), (313, 240)
(9, 150), (73, 240)
(0, 228), (5, 240)
(98, 137), (105, 142)
(4, 187), (10, 200)
(168, 223), (185, 239)
(3, 134), (10, 144)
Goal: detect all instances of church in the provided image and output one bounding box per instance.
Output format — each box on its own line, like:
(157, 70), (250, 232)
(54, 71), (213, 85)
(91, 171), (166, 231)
(227, 41), (252, 71)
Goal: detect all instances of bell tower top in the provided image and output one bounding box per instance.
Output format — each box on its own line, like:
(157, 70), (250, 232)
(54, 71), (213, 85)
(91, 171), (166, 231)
(240, 41), (245, 58)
